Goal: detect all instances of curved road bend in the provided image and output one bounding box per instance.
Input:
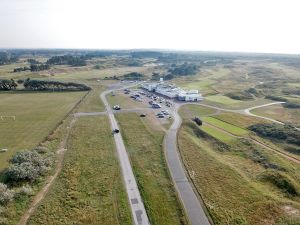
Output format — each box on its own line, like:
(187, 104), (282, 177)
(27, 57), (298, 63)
(165, 103), (211, 225)
(100, 87), (150, 225)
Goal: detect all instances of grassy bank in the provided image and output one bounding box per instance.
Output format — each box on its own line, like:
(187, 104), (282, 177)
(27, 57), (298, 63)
(178, 121), (300, 225)
(116, 113), (189, 225)
(28, 116), (132, 225)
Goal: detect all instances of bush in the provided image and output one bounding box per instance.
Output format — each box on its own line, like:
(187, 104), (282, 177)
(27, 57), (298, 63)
(6, 150), (52, 182)
(33, 146), (49, 154)
(249, 123), (300, 146)
(265, 95), (287, 102)
(258, 171), (298, 196)
(17, 185), (33, 196)
(0, 183), (14, 205)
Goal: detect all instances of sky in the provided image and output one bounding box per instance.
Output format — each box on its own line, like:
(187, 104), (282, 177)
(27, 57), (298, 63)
(0, 0), (300, 54)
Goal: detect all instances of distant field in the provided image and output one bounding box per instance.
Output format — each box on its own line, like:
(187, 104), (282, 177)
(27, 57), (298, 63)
(252, 104), (300, 127)
(202, 117), (249, 136)
(116, 113), (188, 225)
(0, 91), (86, 172)
(28, 116), (132, 225)
(179, 104), (216, 119)
(178, 122), (300, 225)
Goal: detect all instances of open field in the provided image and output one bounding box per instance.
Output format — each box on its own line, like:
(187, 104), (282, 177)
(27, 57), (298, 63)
(202, 117), (249, 136)
(28, 116), (133, 225)
(252, 104), (300, 127)
(179, 104), (217, 119)
(178, 121), (300, 225)
(0, 91), (86, 172)
(116, 113), (189, 225)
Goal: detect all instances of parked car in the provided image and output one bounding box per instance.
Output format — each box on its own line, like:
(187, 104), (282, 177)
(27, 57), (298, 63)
(113, 105), (121, 110)
(152, 103), (161, 108)
(158, 114), (165, 118)
(162, 110), (169, 115)
(140, 114), (146, 117)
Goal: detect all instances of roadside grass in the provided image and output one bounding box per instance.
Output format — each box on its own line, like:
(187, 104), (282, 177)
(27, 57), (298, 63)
(28, 116), (133, 225)
(178, 122), (300, 225)
(200, 124), (235, 143)
(179, 104), (216, 119)
(202, 117), (249, 136)
(107, 91), (145, 109)
(0, 91), (86, 173)
(76, 85), (105, 112)
(116, 113), (189, 225)
(212, 112), (269, 128)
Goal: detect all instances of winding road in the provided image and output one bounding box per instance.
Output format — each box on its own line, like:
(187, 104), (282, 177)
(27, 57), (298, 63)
(165, 103), (211, 225)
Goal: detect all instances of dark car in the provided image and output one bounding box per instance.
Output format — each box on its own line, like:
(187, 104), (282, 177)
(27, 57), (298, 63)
(193, 117), (202, 126)
(140, 114), (146, 117)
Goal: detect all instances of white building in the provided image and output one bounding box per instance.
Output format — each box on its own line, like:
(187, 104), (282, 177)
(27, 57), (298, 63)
(141, 81), (203, 101)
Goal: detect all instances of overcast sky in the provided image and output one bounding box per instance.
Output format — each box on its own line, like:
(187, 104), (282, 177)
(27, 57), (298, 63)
(0, 0), (299, 54)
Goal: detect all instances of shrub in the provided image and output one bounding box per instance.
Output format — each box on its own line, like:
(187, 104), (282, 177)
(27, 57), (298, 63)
(0, 183), (14, 205)
(258, 171), (298, 196)
(33, 146), (49, 154)
(6, 150), (52, 182)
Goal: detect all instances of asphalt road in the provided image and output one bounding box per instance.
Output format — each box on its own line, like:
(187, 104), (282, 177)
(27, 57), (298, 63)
(100, 86), (150, 225)
(165, 103), (211, 225)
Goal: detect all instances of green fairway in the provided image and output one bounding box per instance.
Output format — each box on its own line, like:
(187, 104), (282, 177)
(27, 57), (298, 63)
(0, 91), (86, 172)
(116, 113), (189, 225)
(202, 117), (249, 136)
(200, 124), (235, 143)
(28, 116), (133, 225)
(76, 85), (105, 112)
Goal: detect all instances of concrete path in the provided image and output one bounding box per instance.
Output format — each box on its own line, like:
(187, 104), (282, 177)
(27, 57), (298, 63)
(100, 87), (150, 225)
(165, 104), (211, 225)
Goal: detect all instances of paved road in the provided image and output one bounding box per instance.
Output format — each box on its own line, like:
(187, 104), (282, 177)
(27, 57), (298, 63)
(100, 87), (150, 225)
(165, 103), (211, 225)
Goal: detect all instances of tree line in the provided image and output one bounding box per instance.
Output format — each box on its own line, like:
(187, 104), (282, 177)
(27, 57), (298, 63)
(46, 55), (87, 66)
(0, 52), (18, 65)
(0, 78), (90, 91)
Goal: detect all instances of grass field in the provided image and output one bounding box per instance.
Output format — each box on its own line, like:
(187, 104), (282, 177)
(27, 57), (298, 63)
(76, 85), (105, 112)
(0, 91), (86, 172)
(204, 95), (243, 105)
(202, 117), (249, 136)
(178, 122), (300, 225)
(28, 116), (133, 225)
(116, 113), (189, 225)
(179, 104), (216, 119)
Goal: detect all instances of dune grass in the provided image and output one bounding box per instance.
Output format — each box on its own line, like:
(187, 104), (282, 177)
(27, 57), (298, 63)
(178, 122), (300, 225)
